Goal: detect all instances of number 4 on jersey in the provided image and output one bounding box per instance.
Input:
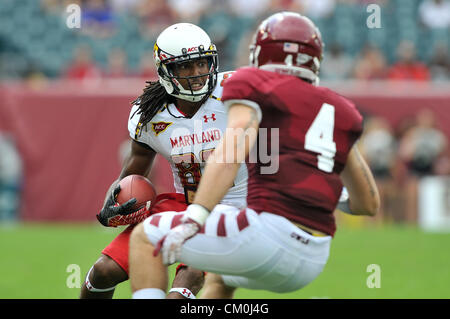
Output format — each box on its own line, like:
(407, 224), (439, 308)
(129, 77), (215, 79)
(304, 103), (337, 173)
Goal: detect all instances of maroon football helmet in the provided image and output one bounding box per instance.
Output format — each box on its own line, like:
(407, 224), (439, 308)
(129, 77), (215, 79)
(249, 11), (324, 84)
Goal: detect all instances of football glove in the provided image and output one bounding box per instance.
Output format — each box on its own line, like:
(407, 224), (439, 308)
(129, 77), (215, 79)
(153, 204), (209, 265)
(336, 187), (353, 214)
(96, 185), (140, 227)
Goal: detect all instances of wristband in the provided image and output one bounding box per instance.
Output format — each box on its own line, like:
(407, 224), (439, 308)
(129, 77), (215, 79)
(186, 204), (210, 226)
(168, 287), (196, 299)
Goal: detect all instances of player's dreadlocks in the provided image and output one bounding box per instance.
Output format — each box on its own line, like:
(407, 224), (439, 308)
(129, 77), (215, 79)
(131, 78), (211, 127)
(131, 80), (175, 127)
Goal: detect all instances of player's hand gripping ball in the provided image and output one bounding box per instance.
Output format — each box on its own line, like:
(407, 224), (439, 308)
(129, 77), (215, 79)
(96, 175), (157, 227)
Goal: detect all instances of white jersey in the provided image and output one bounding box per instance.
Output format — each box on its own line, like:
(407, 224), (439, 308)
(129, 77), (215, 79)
(128, 72), (247, 209)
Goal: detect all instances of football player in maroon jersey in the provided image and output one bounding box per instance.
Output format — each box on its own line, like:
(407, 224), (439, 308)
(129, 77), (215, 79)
(129, 12), (380, 298)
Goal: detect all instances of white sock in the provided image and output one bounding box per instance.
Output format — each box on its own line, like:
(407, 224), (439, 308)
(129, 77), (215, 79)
(132, 288), (166, 299)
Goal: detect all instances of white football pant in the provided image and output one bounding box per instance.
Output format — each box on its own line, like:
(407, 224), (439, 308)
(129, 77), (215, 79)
(142, 204), (331, 293)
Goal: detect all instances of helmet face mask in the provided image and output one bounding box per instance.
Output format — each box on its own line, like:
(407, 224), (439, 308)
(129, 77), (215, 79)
(154, 23), (219, 102)
(249, 12), (324, 85)
(159, 52), (218, 101)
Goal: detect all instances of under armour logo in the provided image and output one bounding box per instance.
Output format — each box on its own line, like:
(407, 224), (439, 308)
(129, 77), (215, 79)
(203, 114), (216, 123)
(182, 288), (191, 297)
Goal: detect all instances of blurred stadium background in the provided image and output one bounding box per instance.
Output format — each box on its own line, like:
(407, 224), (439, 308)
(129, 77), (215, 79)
(0, 0), (449, 299)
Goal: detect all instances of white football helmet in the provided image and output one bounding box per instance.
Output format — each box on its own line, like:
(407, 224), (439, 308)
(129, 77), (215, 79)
(153, 23), (219, 102)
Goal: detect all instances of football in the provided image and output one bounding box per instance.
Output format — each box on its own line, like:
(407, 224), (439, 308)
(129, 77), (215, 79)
(116, 175), (157, 210)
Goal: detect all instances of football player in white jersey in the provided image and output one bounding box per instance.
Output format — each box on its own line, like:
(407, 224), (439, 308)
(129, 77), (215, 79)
(80, 23), (247, 299)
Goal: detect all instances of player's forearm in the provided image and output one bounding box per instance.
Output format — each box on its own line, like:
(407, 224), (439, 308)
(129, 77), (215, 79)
(341, 144), (380, 216)
(194, 104), (258, 211)
(103, 140), (156, 207)
(195, 129), (241, 210)
(194, 159), (240, 211)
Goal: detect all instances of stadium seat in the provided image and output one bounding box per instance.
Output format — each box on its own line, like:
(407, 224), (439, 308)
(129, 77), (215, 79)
(0, 0), (446, 78)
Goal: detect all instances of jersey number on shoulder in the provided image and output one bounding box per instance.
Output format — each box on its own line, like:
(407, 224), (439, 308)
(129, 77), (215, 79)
(304, 103), (337, 173)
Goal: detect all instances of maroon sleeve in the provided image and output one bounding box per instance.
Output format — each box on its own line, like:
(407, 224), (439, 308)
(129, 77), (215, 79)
(333, 92), (364, 162)
(221, 67), (266, 105)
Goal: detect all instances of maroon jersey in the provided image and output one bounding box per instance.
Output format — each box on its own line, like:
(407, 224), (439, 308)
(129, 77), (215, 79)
(221, 67), (363, 236)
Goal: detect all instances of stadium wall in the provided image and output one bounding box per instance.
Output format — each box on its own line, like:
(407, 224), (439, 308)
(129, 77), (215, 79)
(0, 80), (449, 222)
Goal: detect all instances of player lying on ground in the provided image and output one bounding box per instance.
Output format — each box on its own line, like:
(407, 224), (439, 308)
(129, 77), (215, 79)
(80, 23), (248, 299)
(128, 12), (380, 299)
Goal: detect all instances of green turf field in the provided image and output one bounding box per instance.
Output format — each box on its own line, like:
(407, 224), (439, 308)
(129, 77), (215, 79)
(1, 219), (449, 299)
